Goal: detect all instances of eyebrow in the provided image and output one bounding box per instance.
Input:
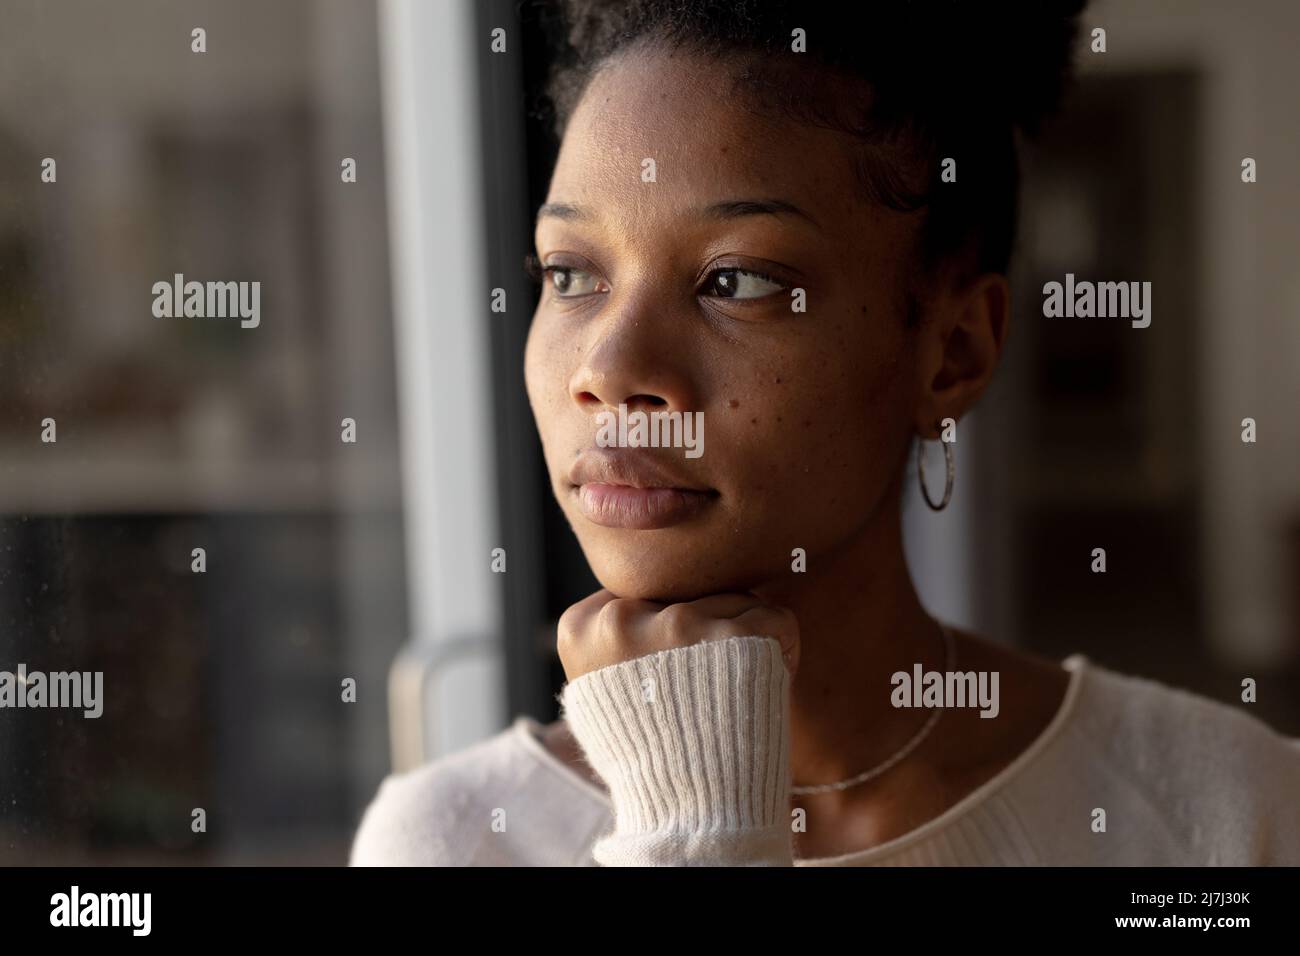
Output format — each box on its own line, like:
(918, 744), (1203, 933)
(536, 202), (590, 222)
(700, 199), (821, 229)
(535, 198), (820, 230)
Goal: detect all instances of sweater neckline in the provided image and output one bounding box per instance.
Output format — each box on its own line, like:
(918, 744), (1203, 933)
(513, 653), (1090, 865)
(514, 714), (616, 808)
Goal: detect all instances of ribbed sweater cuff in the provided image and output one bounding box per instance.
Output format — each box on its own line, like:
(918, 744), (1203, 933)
(558, 635), (793, 866)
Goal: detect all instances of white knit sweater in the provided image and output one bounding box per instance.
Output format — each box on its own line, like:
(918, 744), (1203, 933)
(350, 636), (1300, 866)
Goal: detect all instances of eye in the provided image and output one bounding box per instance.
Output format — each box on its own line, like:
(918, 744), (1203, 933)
(545, 265), (604, 298)
(524, 252), (606, 299)
(701, 267), (787, 300)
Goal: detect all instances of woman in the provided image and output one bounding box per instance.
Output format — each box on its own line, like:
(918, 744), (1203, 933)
(352, 0), (1300, 866)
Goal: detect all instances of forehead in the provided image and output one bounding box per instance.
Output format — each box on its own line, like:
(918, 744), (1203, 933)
(546, 48), (871, 229)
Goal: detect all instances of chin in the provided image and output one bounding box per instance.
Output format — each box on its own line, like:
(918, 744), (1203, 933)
(582, 540), (768, 604)
(592, 573), (719, 605)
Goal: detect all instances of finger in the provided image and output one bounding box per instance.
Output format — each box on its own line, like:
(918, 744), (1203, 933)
(556, 589), (619, 666)
(568, 588), (619, 623)
(649, 595), (758, 651)
(675, 592), (765, 620)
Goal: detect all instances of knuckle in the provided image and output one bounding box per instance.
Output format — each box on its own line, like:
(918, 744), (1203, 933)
(656, 602), (693, 634)
(555, 607), (584, 655)
(596, 598), (634, 636)
(774, 606), (800, 636)
(557, 600), (586, 634)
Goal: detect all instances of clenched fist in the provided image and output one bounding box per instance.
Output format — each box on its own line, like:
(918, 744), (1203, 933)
(557, 589), (801, 683)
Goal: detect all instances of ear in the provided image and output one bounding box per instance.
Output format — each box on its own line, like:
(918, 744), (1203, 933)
(912, 271), (1011, 438)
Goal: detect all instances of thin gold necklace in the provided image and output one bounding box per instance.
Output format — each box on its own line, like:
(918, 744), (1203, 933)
(790, 621), (956, 796)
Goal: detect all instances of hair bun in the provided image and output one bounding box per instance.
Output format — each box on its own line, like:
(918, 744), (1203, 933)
(550, 0), (1088, 138)
(970, 0), (1088, 136)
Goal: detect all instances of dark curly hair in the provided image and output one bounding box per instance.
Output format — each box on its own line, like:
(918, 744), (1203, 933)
(533, 0), (1086, 316)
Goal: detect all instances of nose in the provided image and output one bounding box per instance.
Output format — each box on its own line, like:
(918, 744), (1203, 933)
(568, 287), (698, 416)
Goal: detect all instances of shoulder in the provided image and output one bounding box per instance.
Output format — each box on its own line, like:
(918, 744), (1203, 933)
(1051, 657), (1300, 863)
(1072, 659), (1300, 779)
(349, 716), (612, 866)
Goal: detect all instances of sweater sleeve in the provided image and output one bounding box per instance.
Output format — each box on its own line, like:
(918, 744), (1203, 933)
(557, 634), (794, 866)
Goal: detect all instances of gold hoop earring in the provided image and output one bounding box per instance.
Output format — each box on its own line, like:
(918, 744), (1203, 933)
(917, 433), (954, 511)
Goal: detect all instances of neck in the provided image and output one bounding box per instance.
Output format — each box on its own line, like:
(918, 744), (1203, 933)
(753, 486), (942, 805)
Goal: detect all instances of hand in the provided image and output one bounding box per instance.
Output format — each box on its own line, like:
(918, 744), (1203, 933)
(557, 588), (801, 683)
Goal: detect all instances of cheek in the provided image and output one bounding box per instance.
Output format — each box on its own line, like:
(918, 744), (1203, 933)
(720, 318), (910, 528)
(524, 313), (567, 436)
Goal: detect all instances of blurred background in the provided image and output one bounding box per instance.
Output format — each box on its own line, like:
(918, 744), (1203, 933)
(0, 0), (1296, 864)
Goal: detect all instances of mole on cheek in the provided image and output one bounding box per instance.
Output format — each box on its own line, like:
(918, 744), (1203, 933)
(727, 399), (740, 409)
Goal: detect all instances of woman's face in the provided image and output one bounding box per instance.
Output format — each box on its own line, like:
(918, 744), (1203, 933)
(525, 48), (926, 603)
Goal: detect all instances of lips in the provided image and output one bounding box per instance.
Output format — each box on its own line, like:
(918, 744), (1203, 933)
(568, 448), (717, 529)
